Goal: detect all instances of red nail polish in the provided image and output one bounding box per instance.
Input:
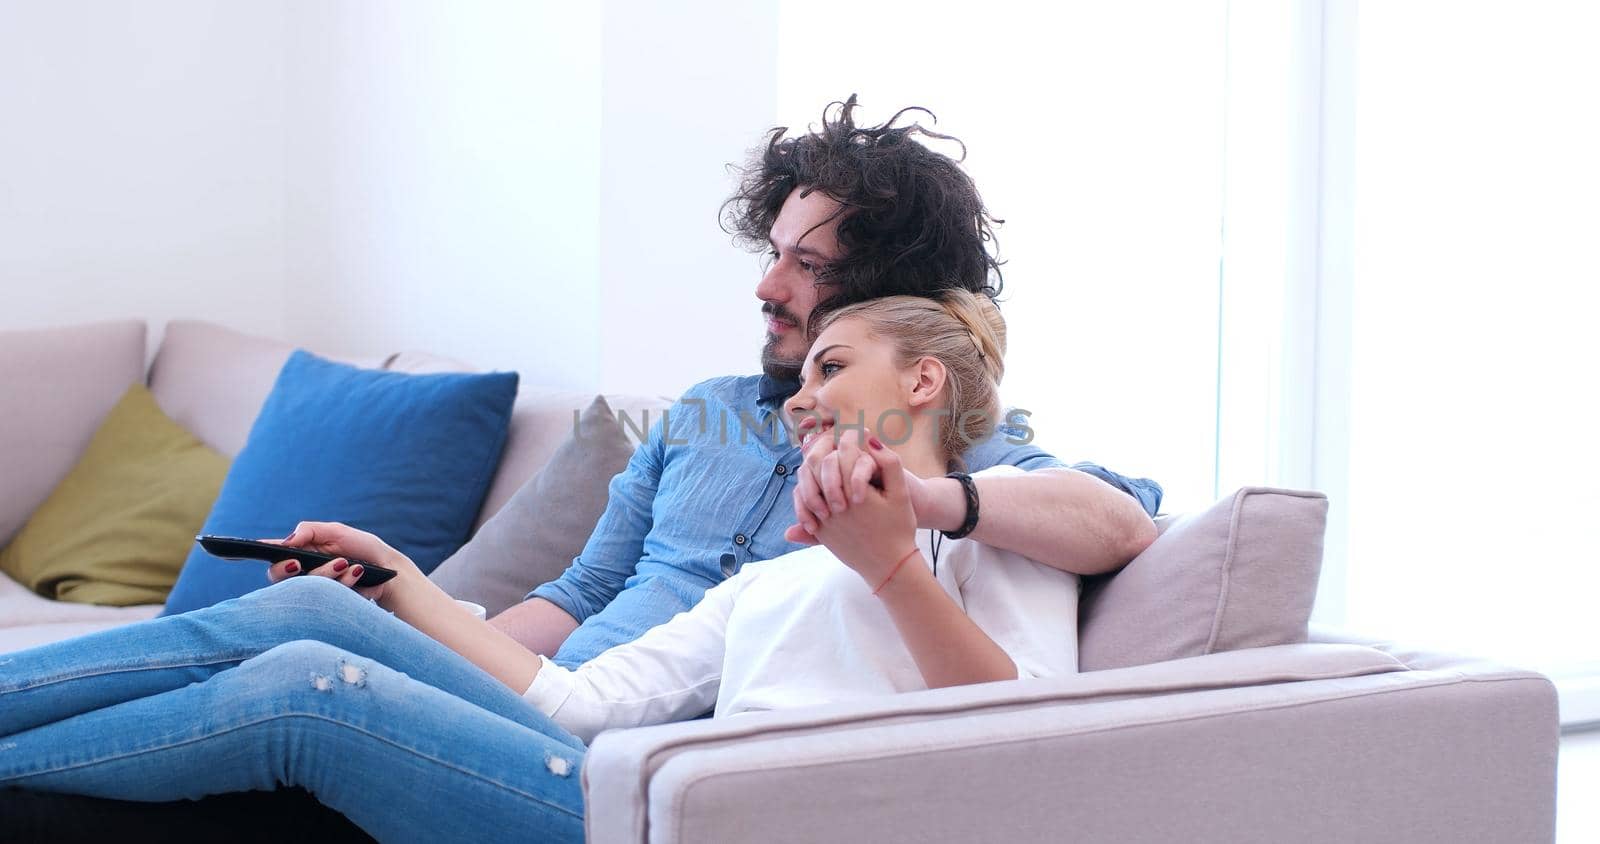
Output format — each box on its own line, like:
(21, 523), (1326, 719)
(868, 436), (883, 450)
(350, 565), (364, 579)
(332, 559), (348, 572)
(285, 561), (301, 574)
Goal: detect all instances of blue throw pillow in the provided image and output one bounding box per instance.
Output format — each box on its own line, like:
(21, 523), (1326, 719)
(163, 350), (518, 615)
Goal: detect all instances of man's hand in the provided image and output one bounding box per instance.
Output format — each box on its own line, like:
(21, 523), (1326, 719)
(262, 521), (422, 604)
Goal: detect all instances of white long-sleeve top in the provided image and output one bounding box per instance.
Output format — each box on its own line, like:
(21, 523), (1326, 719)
(522, 465), (1080, 745)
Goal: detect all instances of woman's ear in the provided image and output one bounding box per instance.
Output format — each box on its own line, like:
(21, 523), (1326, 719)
(905, 356), (948, 410)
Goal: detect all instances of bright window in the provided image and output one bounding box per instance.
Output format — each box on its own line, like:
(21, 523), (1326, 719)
(777, 0), (1230, 513)
(777, 1), (1599, 694)
(1342, 2), (1600, 676)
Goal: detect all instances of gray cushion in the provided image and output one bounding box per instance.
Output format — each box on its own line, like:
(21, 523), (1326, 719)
(1077, 487), (1327, 671)
(428, 395), (634, 617)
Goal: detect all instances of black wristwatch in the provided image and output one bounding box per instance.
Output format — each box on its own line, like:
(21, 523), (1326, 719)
(941, 471), (981, 540)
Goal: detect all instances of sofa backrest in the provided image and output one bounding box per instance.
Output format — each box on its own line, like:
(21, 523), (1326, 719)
(379, 350), (671, 531)
(147, 321), (388, 459)
(146, 322), (670, 531)
(0, 320), (147, 547)
(4, 320), (1327, 671)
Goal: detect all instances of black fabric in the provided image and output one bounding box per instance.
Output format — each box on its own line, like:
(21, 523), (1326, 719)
(0, 786), (374, 843)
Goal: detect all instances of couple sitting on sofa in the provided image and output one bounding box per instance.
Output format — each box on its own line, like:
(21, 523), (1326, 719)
(0, 98), (1162, 842)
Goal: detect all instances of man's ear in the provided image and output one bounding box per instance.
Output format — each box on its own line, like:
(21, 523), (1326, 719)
(905, 357), (948, 410)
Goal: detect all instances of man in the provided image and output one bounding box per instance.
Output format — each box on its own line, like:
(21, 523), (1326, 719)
(491, 97), (1163, 667)
(0, 97), (1165, 833)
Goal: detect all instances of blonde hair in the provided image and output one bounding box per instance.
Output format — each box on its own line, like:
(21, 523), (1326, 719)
(810, 290), (1006, 462)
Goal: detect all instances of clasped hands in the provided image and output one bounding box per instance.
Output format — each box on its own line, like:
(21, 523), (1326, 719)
(782, 427), (946, 588)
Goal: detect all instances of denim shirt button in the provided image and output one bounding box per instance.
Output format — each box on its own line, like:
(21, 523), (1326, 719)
(733, 533), (747, 546)
(775, 464), (788, 476)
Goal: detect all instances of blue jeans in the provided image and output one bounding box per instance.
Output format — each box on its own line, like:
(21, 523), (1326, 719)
(0, 576), (585, 843)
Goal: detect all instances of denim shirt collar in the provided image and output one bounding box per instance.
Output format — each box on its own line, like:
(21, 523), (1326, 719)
(756, 374), (801, 443)
(757, 374), (799, 408)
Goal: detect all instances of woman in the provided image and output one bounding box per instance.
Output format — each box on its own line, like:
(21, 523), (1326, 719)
(0, 291), (1079, 842)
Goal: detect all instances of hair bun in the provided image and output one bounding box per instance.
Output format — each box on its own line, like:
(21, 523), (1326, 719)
(939, 290), (1006, 384)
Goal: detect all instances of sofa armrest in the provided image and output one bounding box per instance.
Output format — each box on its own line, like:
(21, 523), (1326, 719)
(1307, 624), (1547, 674)
(584, 643), (1556, 843)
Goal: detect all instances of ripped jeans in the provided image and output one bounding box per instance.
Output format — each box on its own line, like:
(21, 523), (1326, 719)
(0, 576), (585, 843)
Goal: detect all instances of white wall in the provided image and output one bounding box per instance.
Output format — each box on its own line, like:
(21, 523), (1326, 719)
(0, 0), (290, 360)
(597, 0), (779, 398)
(2, 0), (784, 396)
(282, 0), (605, 390)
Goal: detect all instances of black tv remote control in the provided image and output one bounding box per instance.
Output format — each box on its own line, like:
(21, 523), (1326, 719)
(196, 535), (399, 587)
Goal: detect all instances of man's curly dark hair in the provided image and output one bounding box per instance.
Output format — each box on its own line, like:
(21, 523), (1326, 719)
(721, 95), (1005, 327)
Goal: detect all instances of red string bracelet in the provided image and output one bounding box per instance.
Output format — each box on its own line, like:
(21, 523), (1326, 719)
(872, 547), (921, 596)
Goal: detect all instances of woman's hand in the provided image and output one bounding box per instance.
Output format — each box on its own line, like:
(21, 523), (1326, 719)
(262, 521), (423, 604)
(791, 432), (919, 587)
(265, 521), (543, 694)
(786, 427), (932, 545)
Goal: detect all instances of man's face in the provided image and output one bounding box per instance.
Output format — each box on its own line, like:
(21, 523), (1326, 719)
(755, 187), (845, 380)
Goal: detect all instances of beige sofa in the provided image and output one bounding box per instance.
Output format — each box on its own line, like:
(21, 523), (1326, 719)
(0, 319), (670, 653)
(0, 320), (1560, 843)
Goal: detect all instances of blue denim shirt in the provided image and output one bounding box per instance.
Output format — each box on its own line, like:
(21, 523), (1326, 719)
(533, 374), (1162, 667)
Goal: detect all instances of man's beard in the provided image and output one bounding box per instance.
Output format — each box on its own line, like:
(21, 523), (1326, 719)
(760, 302), (804, 381)
(761, 333), (803, 382)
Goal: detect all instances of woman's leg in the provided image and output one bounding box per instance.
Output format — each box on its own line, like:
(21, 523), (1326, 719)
(0, 577), (576, 748)
(0, 640), (586, 844)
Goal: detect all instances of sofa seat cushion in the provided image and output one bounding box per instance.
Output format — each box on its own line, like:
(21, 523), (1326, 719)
(163, 351), (519, 615)
(0, 570), (160, 634)
(0, 618), (164, 655)
(1078, 487), (1328, 671)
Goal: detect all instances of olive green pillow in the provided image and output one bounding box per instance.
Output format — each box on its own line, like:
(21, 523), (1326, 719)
(0, 384), (229, 605)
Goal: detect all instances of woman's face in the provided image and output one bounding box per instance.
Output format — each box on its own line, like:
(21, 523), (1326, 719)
(785, 316), (926, 449)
